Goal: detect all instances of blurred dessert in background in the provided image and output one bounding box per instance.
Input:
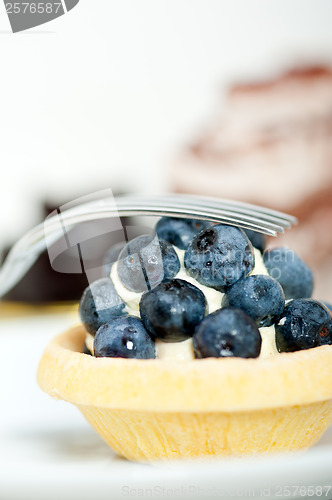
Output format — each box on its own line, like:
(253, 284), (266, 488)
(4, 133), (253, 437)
(0, 201), (87, 306)
(170, 65), (332, 300)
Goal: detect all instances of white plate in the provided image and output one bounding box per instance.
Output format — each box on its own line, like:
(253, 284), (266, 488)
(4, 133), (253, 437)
(1, 311), (332, 500)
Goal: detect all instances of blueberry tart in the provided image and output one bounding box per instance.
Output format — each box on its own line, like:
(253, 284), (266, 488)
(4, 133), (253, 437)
(38, 220), (332, 461)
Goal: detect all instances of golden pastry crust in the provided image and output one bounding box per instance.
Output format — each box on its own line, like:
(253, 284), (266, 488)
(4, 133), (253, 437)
(78, 401), (332, 460)
(37, 325), (332, 412)
(37, 325), (332, 460)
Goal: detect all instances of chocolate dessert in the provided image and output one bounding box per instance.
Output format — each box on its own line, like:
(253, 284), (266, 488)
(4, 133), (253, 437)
(1, 200), (135, 304)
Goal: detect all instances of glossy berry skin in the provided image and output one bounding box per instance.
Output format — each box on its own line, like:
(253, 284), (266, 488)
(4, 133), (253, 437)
(193, 307), (262, 359)
(139, 278), (206, 342)
(102, 242), (126, 276)
(263, 247), (314, 300)
(184, 224), (255, 291)
(79, 278), (127, 336)
(94, 316), (155, 359)
(275, 299), (332, 352)
(117, 235), (180, 293)
(156, 217), (211, 250)
(222, 274), (285, 327)
(243, 229), (266, 254)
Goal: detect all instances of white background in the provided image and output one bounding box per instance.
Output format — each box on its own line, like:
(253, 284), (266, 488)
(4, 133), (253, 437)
(1, 5), (332, 497)
(0, 1), (332, 244)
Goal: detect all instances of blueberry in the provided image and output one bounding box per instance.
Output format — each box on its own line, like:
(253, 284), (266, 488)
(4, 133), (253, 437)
(102, 242), (126, 276)
(139, 278), (206, 342)
(94, 316), (155, 359)
(184, 224), (255, 291)
(275, 299), (332, 352)
(117, 235), (180, 292)
(156, 217), (211, 250)
(193, 307), (262, 358)
(79, 278), (127, 335)
(263, 247), (314, 300)
(243, 229), (267, 254)
(222, 274), (285, 327)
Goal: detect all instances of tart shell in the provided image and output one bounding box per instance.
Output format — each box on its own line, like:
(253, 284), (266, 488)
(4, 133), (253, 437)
(37, 325), (332, 461)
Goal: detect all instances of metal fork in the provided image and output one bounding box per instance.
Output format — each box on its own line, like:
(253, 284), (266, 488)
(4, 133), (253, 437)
(0, 193), (297, 298)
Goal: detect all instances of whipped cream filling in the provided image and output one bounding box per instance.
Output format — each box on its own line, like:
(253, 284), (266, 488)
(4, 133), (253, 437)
(91, 245), (278, 360)
(110, 247), (268, 315)
(85, 332), (95, 355)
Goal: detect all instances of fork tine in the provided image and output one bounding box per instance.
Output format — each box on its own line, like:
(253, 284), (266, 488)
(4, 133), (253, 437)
(173, 194), (297, 223)
(167, 195), (296, 227)
(115, 198), (287, 234)
(120, 198), (290, 229)
(115, 207), (282, 235)
(51, 200), (282, 236)
(58, 194), (293, 235)
(121, 194), (297, 227)
(115, 207), (281, 235)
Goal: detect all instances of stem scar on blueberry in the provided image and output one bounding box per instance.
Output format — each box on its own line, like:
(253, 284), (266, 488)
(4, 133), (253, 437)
(196, 229), (216, 251)
(221, 340), (233, 351)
